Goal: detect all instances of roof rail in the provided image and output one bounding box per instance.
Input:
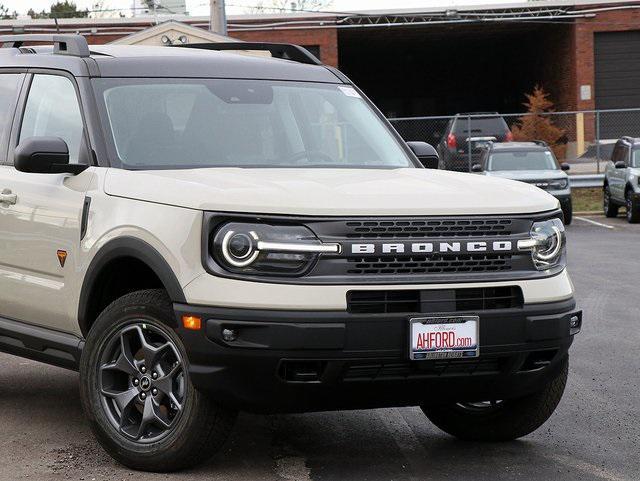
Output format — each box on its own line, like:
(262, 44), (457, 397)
(0, 34), (90, 57)
(532, 140), (549, 147)
(174, 42), (322, 66)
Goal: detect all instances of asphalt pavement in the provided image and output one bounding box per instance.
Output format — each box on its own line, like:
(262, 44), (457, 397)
(0, 214), (637, 481)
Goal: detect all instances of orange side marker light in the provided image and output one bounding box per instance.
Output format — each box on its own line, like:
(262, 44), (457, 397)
(182, 315), (202, 330)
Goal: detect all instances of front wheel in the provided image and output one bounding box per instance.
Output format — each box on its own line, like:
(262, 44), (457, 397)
(421, 358), (568, 442)
(561, 199), (572, 225)
(626, 190), (640, 223)
(80, 289), (236, 472)
(603, 185), (619, 218)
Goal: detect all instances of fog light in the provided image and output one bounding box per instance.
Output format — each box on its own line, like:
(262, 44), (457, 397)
(569, 314), (582, 335)
(222, 328), (237, 342)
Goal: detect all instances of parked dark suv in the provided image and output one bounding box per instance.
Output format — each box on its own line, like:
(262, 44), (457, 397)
(437, 113), (513, 171)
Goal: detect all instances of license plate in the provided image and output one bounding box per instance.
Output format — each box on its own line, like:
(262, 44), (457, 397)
(410, 316), (479, 360)
(474, 141), (489, 149)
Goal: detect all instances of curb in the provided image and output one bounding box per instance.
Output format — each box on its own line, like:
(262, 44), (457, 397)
(574, 211), (601, 215)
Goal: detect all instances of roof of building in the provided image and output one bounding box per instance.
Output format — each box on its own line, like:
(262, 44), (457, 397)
(0, 0), (634, 33)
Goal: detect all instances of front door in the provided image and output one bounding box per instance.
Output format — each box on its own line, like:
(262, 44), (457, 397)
(609, 143), (628, 202)
(0, 73), (93, 333)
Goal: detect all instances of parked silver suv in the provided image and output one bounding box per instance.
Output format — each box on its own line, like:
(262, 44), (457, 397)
(474, 141), (572, 224)
(603, 136), (640, 223)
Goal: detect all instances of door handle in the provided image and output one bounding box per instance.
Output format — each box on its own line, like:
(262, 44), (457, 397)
(0, 188), (16, 205)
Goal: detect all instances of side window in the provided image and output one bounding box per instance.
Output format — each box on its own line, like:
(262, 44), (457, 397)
(19, 74), (85, 164)
(0, 74), (23, 163)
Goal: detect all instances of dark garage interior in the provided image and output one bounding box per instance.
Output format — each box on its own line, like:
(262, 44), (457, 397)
(338, 23), (573, 119)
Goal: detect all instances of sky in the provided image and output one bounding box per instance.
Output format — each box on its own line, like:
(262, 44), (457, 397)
(1, 0), (507, 16)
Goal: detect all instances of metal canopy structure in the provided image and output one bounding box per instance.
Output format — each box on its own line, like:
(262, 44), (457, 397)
(226, 1), (639, 31)
(337, 7), (589, 27)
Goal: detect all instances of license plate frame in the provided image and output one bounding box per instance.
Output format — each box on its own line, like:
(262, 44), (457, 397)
(409, 315), (479, 361)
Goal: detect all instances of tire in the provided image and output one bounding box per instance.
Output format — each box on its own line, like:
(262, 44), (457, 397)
(626, 190), (640, 223)
(421, 358), (568, 442)
(603, 185), (619, 218)
(79, 289), (236, 472)
(561, 200), (572, 225)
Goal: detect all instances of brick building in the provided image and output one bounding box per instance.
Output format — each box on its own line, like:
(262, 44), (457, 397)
(2, 0), (639, 123)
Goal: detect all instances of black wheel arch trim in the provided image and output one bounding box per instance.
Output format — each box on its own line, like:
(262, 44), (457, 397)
(78, 237), (186, 335)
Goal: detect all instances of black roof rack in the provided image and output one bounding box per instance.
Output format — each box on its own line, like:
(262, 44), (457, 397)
(0, 34), (90, 57)
(174, 42), (322, 66)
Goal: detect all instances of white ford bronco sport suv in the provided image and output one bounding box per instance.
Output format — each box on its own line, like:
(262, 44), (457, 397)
(0, 35), (581, 472)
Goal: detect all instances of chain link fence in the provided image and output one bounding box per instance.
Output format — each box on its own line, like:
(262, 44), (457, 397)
(389, 108), (640, 174)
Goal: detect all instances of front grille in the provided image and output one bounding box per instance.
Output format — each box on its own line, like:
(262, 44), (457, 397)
(342, 357), (505, 381)
(205, 212), (558, 284)
(347, 286), (523, 314)
(343, 218), (512, 239)
(346, 253), (512, 275)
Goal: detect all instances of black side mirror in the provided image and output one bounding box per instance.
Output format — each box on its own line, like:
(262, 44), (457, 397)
(614, 160), (626, 169)
(407, 141), (439, 169)
(471, 163), (483, 172)
(15, 137), (88, 175)
(560, 162), (570, 171)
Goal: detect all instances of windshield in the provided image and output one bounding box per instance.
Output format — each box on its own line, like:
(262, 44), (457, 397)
(633, 149), (640, 168)
(487, 150), (558, 171)
(93, 78), (414, 170)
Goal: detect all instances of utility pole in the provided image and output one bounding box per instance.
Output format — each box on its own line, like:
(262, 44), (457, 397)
(209, 0), (227, 35)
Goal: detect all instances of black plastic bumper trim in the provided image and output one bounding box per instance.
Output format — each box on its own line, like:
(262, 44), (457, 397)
(173, 298), (579, 413)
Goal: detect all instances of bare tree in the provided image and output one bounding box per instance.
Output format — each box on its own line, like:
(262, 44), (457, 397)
(90, 1), (123, 18)
(245, 0), (333, 14)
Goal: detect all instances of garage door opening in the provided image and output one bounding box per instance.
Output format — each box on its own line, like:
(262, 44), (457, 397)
(338, 23), (573, 119)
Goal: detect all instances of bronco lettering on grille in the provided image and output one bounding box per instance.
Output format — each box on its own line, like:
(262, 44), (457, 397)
(348, 240), (513, 256)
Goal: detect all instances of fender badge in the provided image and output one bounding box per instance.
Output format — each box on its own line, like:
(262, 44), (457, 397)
(56, 250), (68, 268)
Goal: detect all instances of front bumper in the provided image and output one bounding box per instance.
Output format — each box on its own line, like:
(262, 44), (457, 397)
(174, 298), (581, 413)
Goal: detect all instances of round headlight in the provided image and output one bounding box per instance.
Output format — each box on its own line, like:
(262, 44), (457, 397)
(529, 218), (565, 270)
(533, 225), (562, 261)
(221, 230), (259, 267)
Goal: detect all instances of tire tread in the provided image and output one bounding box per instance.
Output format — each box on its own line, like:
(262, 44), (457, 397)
(79, 289), (236, 472)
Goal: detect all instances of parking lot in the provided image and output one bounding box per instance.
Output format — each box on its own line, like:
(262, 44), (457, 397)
(0, 214), (636, 481)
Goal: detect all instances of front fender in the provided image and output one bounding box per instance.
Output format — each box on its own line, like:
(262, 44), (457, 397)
(77, 236), (186, 334)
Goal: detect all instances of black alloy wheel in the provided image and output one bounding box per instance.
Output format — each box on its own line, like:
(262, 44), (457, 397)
(98, 323), (185, 443)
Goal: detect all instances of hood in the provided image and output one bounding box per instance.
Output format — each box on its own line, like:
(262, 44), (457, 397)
(484, 170), (568, 181)
(104, 167), (559, 216)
